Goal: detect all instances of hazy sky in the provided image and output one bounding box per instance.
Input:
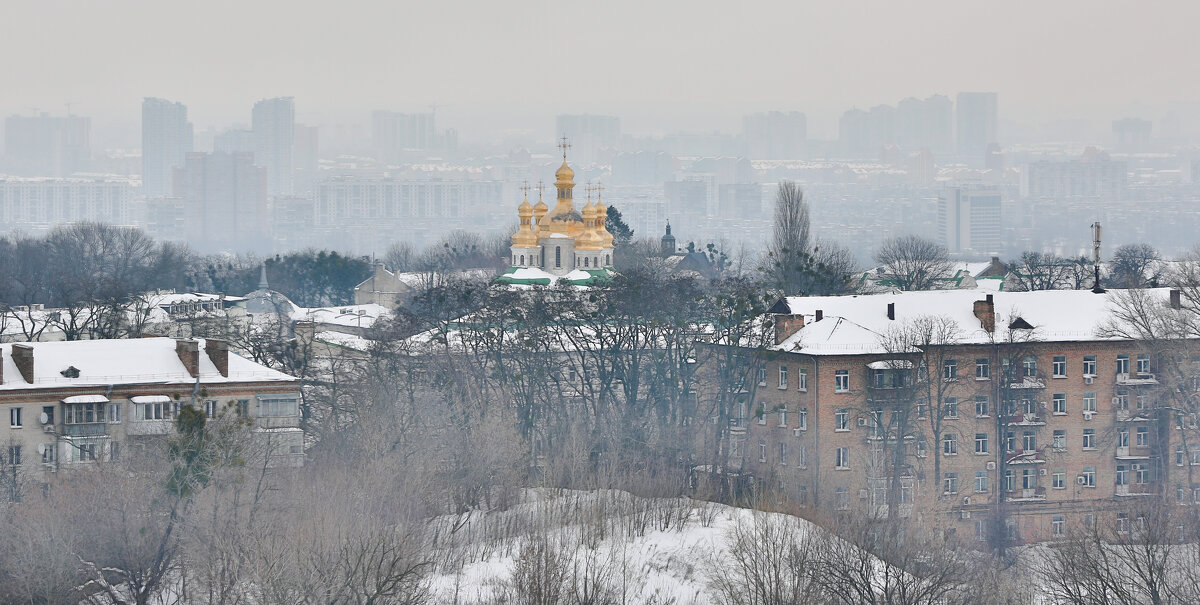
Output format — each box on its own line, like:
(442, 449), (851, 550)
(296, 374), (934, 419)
(3, 0), (1198, 143)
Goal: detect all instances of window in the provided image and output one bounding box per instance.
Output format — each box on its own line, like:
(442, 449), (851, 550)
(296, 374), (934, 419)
(1004, 470), (1016, 492)
(1116, 354), (1130, 375)
(757, 441), (767, 463)
(797, 485), (808, 504)
(1116, 465), (1128, 486)
(1136, 393), (1148, 411)
(1022, 431), (1037, 452)
(778, 366), (788, 389)
(1082, 466), (1096, 487)
(1023, 399), (1037, 414)
(1137, 354), (1150, 374)
(110, 441), (120, 462)
(65, 403), (106, 424)
(555, 247), (561, 268)
(1177, 445), (1186, 466)
(835, 447), (850, 469)
(1114, 391), (1128, 410)
(976, 358), (990, 379)
(916, 403), (927, 419)
(757, 367), (766, 386)
(1117, 428), (1129, 447)
(944, 398), (959, 419)
(9, 408), (21, 428)
(204, 399), (218, 418)
(1083, 355), (1096, 376)
(797, 369), (807, 391)
(779, 442), (787, 465)
(107, 403), (121, 423)
(835, 487), (849, 510)
(136, 401), (167, 421)
(1023, 468), (1037, 489)
(41, 443), (55, 464)
(42, 406), (54, 425)
(1052, 516), (1065, 536)
(1083, 392), (1096, 413)
(834, 370), (849, 392)
(1053, 468), (1066, 489)
(976, 519), (988, 541)
(1137, 426), (1149, 447)
(796, 407), (807, 430)
(835, 409), (850, 431)
(975, 396), (989, 417)
(944, 472), (959, 494)
(975, 433), (989, 454)
(237, 400), (250, 419)
(869, 410), (883, 438)
(916, 437), (927, 458)
(6, 445), (21, 466)
(1052, 355), (1067, 377)
(1053, 429), (1066, 450)
(975, 471), (989, 492)
(1023, 357), (1037, 378)
(944, 359), (958, 380)
(943, 433), (958, 456)
(778, 407), (787, 427)
(797, 444), (807, 468)
(1083, 429), (1095, 449)
(1134, 462), (1151, 484)
(757, 403), (767, 425)
(1053, 393), (1066, 414)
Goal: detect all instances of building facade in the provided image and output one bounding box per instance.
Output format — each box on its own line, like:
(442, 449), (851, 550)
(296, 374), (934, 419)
(141, 98), (194, 197)
(703, 288), (1198, 544)
(937, 186), (1002, 255)
(0, 337), (303, 487)
(0, 176), (137, 232)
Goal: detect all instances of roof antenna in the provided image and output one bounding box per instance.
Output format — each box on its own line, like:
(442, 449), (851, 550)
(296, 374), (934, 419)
(1091, 221), (1105, 294)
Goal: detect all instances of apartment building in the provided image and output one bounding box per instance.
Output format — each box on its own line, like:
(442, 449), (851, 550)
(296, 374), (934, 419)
(705, 288), (1195, 544)
(0, 337), (303, 485)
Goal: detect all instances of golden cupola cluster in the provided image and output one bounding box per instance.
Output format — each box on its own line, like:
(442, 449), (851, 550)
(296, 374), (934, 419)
(509, 143), (613, 251)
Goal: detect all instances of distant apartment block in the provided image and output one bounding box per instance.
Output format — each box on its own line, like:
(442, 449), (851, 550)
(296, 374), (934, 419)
(0, 177), (136, 232)
(1112, 118), (1152, 152)
(1021, 150), (1127, 199)
(174, 152), (268, 252)
(743, 111), (807, 160)
(252, 97), (295, 196)
(555, 114), (621, 165)
(371, 111), (456, 162)
(141, 98), (194, 197)
(938, 187), (1002, 255)
(956, 92), (999, 161)
(3, 113), (91, 177)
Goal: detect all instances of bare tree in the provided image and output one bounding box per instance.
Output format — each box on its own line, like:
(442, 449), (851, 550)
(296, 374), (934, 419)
(705, 512), (821, 605)
(874, 235), (953, 291)
(1111, 243), (1165, 288)
(1008, 251), (1075, 291)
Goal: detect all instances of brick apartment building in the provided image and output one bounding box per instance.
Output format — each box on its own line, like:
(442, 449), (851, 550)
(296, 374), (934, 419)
(702, 288), (1199, 544)
(0, 337), (303, 486)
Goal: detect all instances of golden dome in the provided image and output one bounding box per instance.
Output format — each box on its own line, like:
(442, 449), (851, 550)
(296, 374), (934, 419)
(595, 201), (614, 248)
(511, 194), (538, 248)
(555, 160), (574, 183)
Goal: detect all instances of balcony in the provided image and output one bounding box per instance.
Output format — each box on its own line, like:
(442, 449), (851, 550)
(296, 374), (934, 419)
(1115, 483), (1155, 497)
(125, 420), (174, 436)
(1008, 377), (1046, 390)
(1115, 446), (1153, 460)
(62, 423), (107, 437)
(1115, 409), (1151, 422)
(1116, 373), (1158, 386)
(1010, 486), (1047, 501)
(1004, 413), (1045, 426)
(1006, 449), (1046, 465)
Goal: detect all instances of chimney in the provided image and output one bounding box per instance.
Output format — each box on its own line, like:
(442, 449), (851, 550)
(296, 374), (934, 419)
(815, 309), (823, 322)
(204, 339), (229, 377)
(973, 295), (996, 333)
(773, 314), (805, 346)
(11, 344), (34, 383)
(1170, 289), (1182, 310)
(886, 302), (895, 321)
(294, 320), (317, 346)
(176, 339), (200, 378)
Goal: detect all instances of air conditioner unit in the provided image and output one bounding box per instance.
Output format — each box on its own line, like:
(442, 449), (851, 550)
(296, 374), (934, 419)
(858, 489), (869, 499)
(1085, 376), (1094, 385)
(962, 510), (971, 519)
(793, 428), (803, 437)
(857, 417), (868, 426)
(1077, 475), (1087, 485)
(1083, 412), (1094, 420)
(962, 496), (971, 506)
(986, 461), (996, 470)
(1039, 468), (1048, 476)
(1040, 401), (1048, 409)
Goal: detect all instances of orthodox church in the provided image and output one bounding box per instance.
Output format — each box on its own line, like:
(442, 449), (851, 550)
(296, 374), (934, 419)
(496, 142), (616, 286)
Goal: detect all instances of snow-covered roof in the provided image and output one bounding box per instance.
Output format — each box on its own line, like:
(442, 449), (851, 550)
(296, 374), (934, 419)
(494, 266), (613, 287)
(149, 292), (247, 306)
(291, 304), (389, 329)
(0, 337), (295, 391)
(770, 288), (1172, 356)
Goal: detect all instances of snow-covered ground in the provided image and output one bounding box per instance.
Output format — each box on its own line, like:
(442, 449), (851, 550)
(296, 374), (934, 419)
(423, 489), (817, 604)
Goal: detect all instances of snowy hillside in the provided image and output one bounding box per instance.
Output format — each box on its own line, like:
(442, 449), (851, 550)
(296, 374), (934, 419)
(422, 489), (824, 604)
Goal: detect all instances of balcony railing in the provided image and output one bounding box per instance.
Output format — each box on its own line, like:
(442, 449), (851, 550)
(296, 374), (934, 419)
(62, 423), (107, 437)
(1115, 483), (1155, 497)
(1004, 413), (1045, 426)
(1117, 373), (1158, 386)
(1010, 486), (1047, 501)
(125, 420), (174, 436)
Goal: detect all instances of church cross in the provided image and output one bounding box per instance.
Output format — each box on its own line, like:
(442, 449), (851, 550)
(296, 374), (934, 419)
(558, 135), (572, 160)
